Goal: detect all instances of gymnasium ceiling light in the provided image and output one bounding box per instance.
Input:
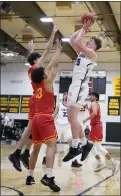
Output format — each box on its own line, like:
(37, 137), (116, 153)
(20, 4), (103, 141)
(40, 18), (53, 23)
(61, 38), (70, 42)
(1, 52), (14, 57)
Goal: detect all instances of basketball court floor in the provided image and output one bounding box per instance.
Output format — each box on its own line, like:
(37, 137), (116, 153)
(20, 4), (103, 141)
(1, 144), (120, 196)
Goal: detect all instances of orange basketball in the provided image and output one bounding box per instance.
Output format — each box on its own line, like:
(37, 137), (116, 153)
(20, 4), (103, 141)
(81, 12), (95, 24)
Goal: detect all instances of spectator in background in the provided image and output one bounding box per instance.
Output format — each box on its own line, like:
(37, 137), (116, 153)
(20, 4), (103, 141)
(3, 113), (9, 139)
(6, 119), (14, 140)
(84, 125), (90, 139)
(0, 114), (4, 141)
(8, 119), (14, 130)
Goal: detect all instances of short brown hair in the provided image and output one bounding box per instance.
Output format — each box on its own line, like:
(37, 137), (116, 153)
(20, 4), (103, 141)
(27, 52), (41, 66)
(92, 36), (102, 50)
(31, 67), (45, 83)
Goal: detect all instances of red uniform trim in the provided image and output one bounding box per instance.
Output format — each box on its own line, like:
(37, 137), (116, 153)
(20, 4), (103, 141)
(28, 117), (33, 120)
(88, 138), (102, 142)
(32, 129), (58, 144)
(34, 113), (53, 116)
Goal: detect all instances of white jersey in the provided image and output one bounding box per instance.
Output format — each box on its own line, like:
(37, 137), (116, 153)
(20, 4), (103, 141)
(72, 53), (97, 84)
(56, 103), (68, 125)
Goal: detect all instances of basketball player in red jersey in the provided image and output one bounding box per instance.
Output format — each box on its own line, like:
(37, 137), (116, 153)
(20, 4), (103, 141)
(8, 22), (58, 172)
(83, 92), (120, 175)
(25, 39), (61, 192)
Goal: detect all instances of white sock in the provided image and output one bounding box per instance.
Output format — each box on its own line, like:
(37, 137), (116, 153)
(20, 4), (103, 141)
(72, 139), (80, 148)
(97, 159), (102, 164)
(46, 168), (53, 178)
(28, 170), (34, 177)
(81, 137), (87, 146)
(73, 155), (82, 163)
(110, 158), (115, 164)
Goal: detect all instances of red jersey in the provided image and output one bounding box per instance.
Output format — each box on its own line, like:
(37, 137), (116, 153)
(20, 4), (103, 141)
(34, 80), (54, 114)
(28, 63), (37, 94)
(90, 102), (101, 126)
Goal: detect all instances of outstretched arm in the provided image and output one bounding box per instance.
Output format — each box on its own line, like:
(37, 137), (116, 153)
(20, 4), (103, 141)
(69, 30), (82, 54)
(70, 30), (80, 45)
(46, 39), (62, 82)
(74, 20), (96, 58)
(46, 39), (62, 75)
(28, 40), (35, 54)
(37, 22), (58, 68)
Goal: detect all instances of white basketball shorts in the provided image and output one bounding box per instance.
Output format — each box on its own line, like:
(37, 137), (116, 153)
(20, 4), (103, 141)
(55, 123), (72, 142)
(67, 81), (89, 108)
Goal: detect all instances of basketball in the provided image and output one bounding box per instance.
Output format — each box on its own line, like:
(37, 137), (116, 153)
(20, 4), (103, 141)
(81, 12), (95, 24)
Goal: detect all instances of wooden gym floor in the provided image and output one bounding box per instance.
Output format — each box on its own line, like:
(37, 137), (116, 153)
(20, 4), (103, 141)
(1, 144), (120, 196)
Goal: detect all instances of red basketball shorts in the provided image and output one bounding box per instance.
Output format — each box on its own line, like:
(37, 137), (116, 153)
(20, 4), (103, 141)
(28, 95), (36, 120)
(88, 123), (103, 142)
(32, 114), (58, 144)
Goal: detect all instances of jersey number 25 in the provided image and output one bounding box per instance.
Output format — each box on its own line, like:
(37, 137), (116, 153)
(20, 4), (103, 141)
(76, 58), (81, 66)
(63, 112), (68, 117)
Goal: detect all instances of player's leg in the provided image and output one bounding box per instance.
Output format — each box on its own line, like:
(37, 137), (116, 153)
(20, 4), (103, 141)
(26, 143), (41, 185)
(26, 115), (42, 185)
(8, 96), (35, 171)
(8, 120), (32, 172)
(41, 138), (60, 192)
(41, 124), (63, 166)
(91, 142), (106, 172)
(20, 134), (32, 169)
(88, 123), (105, 172)
(78, 86), (93, 162)
(95, 142), (120, 175)
(63, 105), (83, 162)
(40, 115), (60, 192)
(63, 85), (92, 162)
(64, 127), (82, 168)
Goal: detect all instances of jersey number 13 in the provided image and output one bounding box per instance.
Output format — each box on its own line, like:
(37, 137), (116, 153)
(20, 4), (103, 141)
(36, 88), (42, 99)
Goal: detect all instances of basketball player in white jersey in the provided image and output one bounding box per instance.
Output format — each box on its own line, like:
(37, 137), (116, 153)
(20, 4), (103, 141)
(54, 92), (82, 167)
(63, 20), (102, 162)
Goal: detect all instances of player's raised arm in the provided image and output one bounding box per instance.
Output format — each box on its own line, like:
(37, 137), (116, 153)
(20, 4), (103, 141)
(45, 39), (62, 75)
(74, 20), (97, 59)
(69, 30), (81, 54)
(37, 22), (58, 68)
(28, 40), (35, 54)
(46, 39), (62, 83)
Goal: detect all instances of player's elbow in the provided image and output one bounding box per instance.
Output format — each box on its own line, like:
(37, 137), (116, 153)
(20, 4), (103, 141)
(70, 38), (75, 47)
